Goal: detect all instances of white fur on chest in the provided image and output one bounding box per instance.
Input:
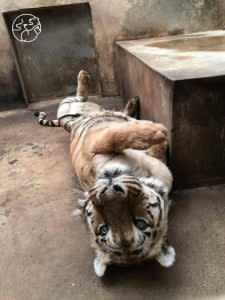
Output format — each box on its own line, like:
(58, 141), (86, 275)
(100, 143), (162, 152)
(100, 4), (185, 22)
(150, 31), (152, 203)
(93, 149), (173, 191)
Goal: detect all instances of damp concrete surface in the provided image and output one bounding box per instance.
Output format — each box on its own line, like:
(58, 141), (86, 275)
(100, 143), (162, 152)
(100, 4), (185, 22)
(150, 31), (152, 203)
(0, 97), (224, 300)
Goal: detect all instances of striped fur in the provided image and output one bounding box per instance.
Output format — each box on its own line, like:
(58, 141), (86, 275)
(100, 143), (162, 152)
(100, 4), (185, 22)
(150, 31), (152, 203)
(35, 70), (175, 276)
(35, 111), (60, 127)
(79, 175), (174, 273)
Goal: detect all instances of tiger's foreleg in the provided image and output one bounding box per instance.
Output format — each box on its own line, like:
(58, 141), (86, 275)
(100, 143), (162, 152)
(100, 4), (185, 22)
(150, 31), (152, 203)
(85, 120), (167, 154)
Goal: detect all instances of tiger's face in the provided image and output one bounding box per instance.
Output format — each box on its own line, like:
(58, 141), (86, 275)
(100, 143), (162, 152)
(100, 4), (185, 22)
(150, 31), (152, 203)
(81, 170), (175, 277)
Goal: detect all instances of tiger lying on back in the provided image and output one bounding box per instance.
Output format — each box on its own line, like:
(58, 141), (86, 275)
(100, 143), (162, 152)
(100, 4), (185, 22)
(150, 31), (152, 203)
(35, 70), (175, 277)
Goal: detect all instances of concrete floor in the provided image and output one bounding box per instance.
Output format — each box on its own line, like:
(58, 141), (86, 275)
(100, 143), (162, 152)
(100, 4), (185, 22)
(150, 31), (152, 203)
(0, 98), (225, 300)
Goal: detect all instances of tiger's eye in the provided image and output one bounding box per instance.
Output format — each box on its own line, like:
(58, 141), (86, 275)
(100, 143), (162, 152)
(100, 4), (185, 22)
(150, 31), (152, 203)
(99, 224), (108, 236)
(134, 218), (148, 230)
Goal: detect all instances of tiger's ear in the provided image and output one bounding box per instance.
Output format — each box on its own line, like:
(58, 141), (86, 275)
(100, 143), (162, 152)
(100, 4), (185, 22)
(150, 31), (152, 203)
(93, 250), (110, 277)
(155, 239), (175, 267)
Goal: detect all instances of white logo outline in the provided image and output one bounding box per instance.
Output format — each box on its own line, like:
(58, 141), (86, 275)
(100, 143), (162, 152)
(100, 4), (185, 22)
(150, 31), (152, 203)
(12, 13), (41, 43)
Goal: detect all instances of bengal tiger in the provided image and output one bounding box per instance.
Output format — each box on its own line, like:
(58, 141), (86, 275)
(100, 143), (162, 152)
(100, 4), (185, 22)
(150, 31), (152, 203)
(34, 70), (175, 277)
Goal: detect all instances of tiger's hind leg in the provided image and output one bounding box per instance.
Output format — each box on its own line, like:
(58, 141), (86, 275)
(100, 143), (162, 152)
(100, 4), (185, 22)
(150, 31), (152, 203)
(123, 96), (140, 118)
(76, 70), (91, 101)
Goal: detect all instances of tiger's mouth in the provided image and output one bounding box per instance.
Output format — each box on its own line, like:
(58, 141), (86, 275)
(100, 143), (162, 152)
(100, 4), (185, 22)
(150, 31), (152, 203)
(102, 236), (146, 256)
(105, 244), (145, 257)
(104, 243), (120, 251)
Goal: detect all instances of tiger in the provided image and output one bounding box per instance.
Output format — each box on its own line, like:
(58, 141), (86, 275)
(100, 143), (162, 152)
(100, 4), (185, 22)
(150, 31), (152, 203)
(34, 70), (175, 277)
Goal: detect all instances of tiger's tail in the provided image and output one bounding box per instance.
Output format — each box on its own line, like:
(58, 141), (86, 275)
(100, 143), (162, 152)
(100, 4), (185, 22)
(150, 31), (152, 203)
(34, 111), (60, 127)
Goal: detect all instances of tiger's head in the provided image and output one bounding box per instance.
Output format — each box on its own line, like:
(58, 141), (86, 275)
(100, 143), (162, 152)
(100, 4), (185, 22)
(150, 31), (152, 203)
(78, 168), (175, 277)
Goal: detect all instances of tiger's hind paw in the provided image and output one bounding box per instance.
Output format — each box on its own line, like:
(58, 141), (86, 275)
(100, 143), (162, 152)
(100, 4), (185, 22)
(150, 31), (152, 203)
(124, 96), (140, 118)
(77, 70), (91, 88)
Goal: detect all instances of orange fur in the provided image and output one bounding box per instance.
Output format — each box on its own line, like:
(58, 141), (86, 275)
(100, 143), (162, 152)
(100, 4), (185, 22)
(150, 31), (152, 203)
(36, 70), (174, 276)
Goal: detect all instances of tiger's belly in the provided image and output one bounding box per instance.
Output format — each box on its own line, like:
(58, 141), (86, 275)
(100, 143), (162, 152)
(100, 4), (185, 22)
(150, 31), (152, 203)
(57, 99), (101, 119)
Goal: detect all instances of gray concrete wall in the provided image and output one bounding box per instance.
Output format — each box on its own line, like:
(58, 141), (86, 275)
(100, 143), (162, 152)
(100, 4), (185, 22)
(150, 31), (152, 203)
(1, 0), (225, 108)
(4, 3), (100, 103)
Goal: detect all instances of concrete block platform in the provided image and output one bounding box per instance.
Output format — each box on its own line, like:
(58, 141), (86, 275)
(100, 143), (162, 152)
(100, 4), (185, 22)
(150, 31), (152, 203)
(0, 98), (225, 299)
(116, 30), (225, 188)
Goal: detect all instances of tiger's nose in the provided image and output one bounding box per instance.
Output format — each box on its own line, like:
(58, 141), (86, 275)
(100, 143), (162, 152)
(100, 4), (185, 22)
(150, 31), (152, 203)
(112, 184), (124, 194)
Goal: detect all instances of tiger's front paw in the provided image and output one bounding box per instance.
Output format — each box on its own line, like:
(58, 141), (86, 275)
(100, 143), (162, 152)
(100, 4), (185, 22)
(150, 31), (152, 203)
(152, 123), (168, 144)
(131, 121), (168, 150)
